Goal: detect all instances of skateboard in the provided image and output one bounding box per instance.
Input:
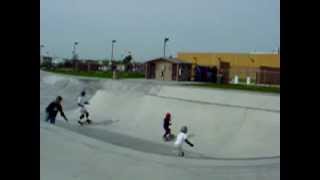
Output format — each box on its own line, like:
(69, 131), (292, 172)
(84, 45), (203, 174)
(78, 119), (92, 126)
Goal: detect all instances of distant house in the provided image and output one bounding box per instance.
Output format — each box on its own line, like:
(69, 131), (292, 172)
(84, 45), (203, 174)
(63, 59), (74, 68)
(41, 56), (53, 67)
(70, 60), (101, 71)
(145, 57), (192, 81)
(116, 64), (125, 72)
(99, 65), (110, 71)
(131, 62), (145, 73)
(85, 60), (101, 71)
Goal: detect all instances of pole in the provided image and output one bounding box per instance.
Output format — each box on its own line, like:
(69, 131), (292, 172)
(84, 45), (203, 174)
(111, 40), (116, 61)
(73, 42), (78, 70)
(111, 40), (116, 79)
(111, 43), (114, 61)
(40, 45), (43, 65)
(163, 41), (166, 57)
(40, 44), (45, 65)
(72, 45), (75, 59)
(163, 38), (169, 57)
(72, 42), (79, 60)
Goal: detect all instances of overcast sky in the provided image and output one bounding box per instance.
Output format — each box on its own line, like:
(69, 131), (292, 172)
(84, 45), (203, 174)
(40, 0), (279, 61)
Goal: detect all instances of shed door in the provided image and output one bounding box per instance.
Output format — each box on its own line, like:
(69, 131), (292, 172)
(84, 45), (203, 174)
(220, 61), (230, 84)
(172, 64), (177, 80)
(150, 63), (156, 79)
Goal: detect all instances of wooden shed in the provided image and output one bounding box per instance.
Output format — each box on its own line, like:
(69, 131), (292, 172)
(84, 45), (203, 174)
(145, 57), (192, 81)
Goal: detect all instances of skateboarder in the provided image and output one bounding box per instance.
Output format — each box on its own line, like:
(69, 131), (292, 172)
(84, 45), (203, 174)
(163, 112), (173, 141)
(77, 90), (92, 126)
(45, 96), (68, 124)
(174, 126), (194, 157)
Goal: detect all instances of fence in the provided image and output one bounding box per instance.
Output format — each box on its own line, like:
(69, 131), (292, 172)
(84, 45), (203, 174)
(229, 66), (280, 86)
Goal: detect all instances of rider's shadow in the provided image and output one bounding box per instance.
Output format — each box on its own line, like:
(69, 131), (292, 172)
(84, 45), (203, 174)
(92, 119), (120, 126)
(188, 133), (195, 138)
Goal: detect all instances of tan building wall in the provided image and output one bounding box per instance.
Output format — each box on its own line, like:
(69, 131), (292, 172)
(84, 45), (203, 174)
(177, 52), (280, 68)
(154, 61), (173, 80)
(177, 52), (280, 81)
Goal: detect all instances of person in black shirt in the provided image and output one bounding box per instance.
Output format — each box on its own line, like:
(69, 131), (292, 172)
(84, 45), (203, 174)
(45, 96), (68, 124)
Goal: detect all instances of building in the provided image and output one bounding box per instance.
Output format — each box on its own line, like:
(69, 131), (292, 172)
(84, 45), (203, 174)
(116, 64), (125, 72)
(70, 60), (101, 71)
(145, 57), (192, 81)
(177, 52), (280, 84)
(85, 60), (101, 71)
(131, 62), (145, 73)
(41, 56), (53, 67)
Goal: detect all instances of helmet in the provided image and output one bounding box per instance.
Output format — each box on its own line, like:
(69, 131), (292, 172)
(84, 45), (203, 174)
(81, 90), (86, 96)
(165, 112), (171, 118)
(56, 96), (63, 102)
(180, 126), (188, 133)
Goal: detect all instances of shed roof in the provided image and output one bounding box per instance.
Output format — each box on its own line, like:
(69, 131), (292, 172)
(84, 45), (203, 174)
(145, 57), (192, 64)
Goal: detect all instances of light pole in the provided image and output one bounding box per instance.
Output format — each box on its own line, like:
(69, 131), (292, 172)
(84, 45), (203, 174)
(72, 42), (79, 71)
(40, 44), (45, 65)
(163, 37), (169, 57)
(72, 42), (79, 60)
(111, 40), (117, 79)
(111, 40), (116, 61)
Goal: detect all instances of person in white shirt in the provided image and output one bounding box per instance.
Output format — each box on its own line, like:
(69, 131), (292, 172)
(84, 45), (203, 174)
(77, 91), (91, 126)
(174, 126), (194, 157)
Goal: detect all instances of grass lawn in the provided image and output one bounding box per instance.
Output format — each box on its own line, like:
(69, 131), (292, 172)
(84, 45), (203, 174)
(183, 83), (280, 94)
(43, 68), (145, 79)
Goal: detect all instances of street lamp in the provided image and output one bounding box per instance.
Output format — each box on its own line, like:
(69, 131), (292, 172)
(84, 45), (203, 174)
(111, 40), (117, 80)
(40, 44), (45, 64)
(111, 40), (116, 61)
(163, 37), (169, 57)
(72, 41), (79, 60)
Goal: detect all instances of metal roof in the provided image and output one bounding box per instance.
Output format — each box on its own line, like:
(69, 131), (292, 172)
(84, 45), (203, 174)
(145, 57), (192, 64)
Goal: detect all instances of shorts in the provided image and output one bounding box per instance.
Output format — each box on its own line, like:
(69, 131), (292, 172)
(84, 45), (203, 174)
(80, 106), (88, 114)
(174, 144), (183, 155)
(45, 112), (56, 124)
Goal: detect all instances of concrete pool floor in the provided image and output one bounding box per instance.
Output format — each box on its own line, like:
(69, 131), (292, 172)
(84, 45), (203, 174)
(40, 71), (280, 180)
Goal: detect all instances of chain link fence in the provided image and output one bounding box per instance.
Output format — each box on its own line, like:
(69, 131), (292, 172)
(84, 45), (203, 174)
(229, 67), (280, 86)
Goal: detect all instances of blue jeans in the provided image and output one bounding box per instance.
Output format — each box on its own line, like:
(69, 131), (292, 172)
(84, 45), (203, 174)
(45, 112), (56, 124)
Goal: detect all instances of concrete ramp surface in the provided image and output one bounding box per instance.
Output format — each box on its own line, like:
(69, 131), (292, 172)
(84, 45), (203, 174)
(40, 71), (280, 180)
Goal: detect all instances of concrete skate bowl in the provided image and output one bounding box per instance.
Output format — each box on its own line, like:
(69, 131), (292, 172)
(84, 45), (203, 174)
(40, 71), (280, 162)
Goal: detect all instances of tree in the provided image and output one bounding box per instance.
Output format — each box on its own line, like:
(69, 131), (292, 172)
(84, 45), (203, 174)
(122, 55), (132, 64)
(122, 55), (132, 71)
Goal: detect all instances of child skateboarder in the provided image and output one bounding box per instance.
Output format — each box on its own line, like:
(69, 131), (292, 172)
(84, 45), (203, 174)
(174, 126), (194, 157)
(77, 91), (92, 126)
(163, 112), (173, 141)
(45, 96), (68, 124)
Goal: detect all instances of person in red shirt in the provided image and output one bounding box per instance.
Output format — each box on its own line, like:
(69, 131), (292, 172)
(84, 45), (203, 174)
(163, 112), (172, 141)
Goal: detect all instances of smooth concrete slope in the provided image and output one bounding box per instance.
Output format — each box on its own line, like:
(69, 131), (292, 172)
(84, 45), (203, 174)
(84, 90), (279, 158)
(40, 71), (280, 180)
(154, 86), (280, 112)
